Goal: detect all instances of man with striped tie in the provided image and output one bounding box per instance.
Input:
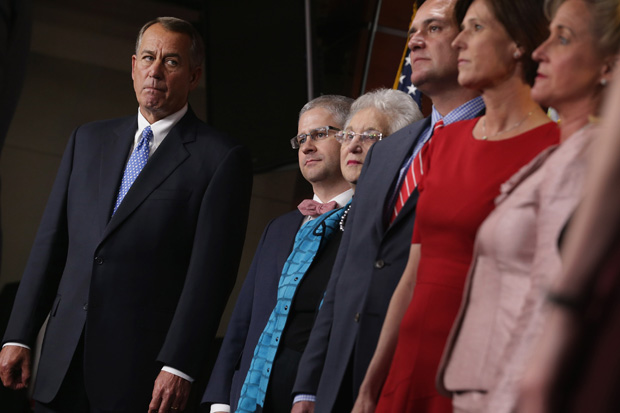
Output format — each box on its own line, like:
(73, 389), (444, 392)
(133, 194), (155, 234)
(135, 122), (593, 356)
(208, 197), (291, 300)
(292, 0), (485, 411)
(0, 17), (252, 413)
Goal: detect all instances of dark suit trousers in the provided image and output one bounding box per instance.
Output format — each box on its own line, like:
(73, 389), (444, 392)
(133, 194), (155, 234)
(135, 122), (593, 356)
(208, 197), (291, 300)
(34, 333), (148, 413)
(35, 333), (90, 413)
(263, 347), (302, 413)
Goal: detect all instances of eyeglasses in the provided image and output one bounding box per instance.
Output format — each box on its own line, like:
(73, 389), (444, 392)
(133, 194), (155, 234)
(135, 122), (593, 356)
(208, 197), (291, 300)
(335, 130), (384, 145)
(290, 126), (340, 149)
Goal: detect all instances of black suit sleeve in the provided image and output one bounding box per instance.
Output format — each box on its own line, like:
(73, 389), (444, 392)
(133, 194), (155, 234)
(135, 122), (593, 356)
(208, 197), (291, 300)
(2, 130), (74, 346)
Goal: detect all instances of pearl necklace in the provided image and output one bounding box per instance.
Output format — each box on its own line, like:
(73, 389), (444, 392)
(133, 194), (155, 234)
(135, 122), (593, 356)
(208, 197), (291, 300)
(481, 110), (534, 140)
(339, 204), (352, 232)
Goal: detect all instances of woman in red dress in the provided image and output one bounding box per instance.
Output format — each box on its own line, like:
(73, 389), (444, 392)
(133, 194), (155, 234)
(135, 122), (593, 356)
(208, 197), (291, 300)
(352, 0), (557, 411)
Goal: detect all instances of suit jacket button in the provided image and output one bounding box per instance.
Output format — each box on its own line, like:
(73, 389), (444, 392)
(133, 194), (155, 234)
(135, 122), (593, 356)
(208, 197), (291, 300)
(94, 256), (103, 265)
(83, 303), (88, 311)
(374, 259), (385, 269)
(354, 313), (360, 322)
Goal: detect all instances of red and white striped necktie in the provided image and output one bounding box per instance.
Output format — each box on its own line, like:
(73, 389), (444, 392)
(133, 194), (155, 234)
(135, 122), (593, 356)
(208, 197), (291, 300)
(390, 119), (444, 223)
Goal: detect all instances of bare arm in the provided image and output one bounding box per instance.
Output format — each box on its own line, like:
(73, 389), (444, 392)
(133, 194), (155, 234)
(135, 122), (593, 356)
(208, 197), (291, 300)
(352, 244), (421, 413)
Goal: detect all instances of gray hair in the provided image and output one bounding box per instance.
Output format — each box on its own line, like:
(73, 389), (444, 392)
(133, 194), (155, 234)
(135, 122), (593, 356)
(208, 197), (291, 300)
(299, 95), (354, 128)
(346, 88), (423, 135)
(545, 0), (620, 57)
(135, 17), (205, 69)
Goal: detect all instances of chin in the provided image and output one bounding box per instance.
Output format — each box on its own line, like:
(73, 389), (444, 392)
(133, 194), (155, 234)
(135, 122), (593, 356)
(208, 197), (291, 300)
(457, 74), (475, 89)
(343, 172), (357, 183)
(530, 89), (550, 108)
(141, 101), (163, 112)
(410, 75), (428, 88)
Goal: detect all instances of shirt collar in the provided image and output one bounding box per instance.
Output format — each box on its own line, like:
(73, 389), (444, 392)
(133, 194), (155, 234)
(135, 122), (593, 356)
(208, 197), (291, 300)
(313, 188), (354, 208)
(136, 104), (189, 149)
(430, 95), (485, 127)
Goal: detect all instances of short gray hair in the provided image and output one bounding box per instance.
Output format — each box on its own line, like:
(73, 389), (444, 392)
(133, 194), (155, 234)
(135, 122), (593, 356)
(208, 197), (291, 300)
(347, 88), (423, 135)
(299, 95), (354, 128)
(136, 17), (205, 69)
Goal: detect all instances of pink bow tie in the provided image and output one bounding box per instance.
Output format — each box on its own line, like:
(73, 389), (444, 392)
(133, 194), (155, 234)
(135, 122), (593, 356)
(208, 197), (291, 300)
(297, 199), (338, 216)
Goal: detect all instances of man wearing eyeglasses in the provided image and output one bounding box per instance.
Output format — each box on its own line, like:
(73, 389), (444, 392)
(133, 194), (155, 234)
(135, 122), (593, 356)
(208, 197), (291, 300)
(202, 95), (353, 413)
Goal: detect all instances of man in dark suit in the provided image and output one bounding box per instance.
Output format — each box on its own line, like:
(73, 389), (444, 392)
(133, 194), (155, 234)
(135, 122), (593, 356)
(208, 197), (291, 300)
(292, 0), (484, 411)
(202, 95), (353, 413)
(0, 17), (252, 413)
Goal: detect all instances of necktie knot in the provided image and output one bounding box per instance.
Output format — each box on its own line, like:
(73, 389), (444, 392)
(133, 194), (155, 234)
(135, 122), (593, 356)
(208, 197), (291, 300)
(433, 119), (445, 132)
(140, 126), (153, 146)
(297, 199), (338, 216)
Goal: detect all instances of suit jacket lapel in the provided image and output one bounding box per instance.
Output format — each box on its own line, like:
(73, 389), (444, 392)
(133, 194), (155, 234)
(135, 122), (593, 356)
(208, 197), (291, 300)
(98, 116), (136, 236)
(101, 111), (196, 241)
(276, 212), (304, 271)
(376, 117), (431, 235)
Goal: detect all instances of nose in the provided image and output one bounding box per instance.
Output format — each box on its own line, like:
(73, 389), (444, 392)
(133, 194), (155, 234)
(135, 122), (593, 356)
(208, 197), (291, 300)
(347, 136), (363, 153)
(408, 33), (424, 50)
(300, 138), (316, 154)
(148, 59), (164, 79)
(451, 31), (465, 50)
(531, 38), (548, 62)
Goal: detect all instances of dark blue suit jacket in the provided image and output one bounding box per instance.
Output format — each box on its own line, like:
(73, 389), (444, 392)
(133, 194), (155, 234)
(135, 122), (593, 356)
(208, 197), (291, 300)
(202, 210), (302, 410)
(293, 117), (431, 410)
(3, 109), (253, 410)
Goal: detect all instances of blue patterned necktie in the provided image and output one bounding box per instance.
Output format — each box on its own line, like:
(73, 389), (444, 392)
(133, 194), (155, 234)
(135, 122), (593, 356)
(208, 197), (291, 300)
(113, 126), (153, 215)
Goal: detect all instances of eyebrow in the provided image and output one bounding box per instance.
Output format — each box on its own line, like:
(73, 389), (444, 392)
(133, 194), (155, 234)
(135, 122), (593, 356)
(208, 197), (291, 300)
(345, 127), (381, 132)
(555, 24), (577, 38)
(140, 49), (183, 60)
(463, 16), (482, 26)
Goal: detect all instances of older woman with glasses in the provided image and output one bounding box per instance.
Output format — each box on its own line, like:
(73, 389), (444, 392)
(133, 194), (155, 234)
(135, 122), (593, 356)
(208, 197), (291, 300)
(337, 88), (422, 189)
(332, 88), (422, 231)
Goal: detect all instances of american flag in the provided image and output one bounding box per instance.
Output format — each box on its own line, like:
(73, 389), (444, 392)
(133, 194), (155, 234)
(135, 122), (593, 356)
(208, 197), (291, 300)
(393, 1), (424, 110)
